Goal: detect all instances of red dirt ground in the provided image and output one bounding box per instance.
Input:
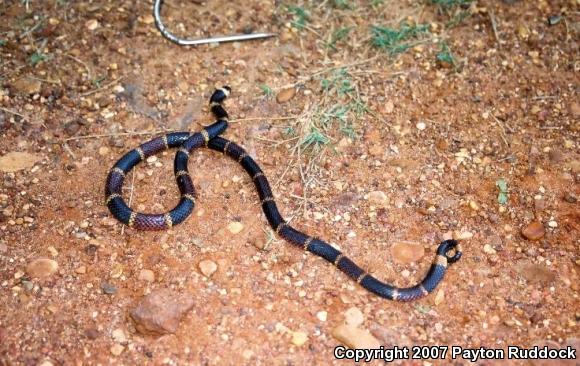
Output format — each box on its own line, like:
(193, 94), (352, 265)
(0, 0), (578, 365)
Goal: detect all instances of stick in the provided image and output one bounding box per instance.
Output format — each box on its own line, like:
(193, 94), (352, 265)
(81, 77), (124, 97)
(489, 11), (500, 47)
(491, 113), (509, 147)
(62, 129), (173, 142)
(0, 107), (29, 122)
(230, 116), (298, 123)
(66, 54), (92, 80)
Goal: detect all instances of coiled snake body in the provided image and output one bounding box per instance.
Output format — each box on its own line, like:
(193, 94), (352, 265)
(105, 87), (462, 302)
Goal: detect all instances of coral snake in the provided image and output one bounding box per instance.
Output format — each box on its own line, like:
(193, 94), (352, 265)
(105, 87), (462, 301)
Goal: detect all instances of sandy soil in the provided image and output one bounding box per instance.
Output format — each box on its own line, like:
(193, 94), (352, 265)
(0, 0), (578, 365)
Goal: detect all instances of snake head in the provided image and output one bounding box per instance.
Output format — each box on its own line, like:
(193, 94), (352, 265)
(437, 239), (462, 264)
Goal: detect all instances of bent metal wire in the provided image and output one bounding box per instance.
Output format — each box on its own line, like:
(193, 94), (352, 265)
(153, 0), (277, 46)
(104, 87), (463, 302)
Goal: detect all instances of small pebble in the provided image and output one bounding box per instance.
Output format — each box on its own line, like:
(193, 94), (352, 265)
(483, 244), (496, 255)
(316, 311), (328, 322)
(276, 87), (297, 103)
(416, 121), (426, 130)
(332, 324), (380, 349)
(110, 344), (124, 356)
(291, 331), (308, 346)
(98, 146), (109, 156)
(199, 260), (218, 278)
(434, 289), (445, 305)
(112, 328), (127, 343)
(344, 307), (364, 327)
(227, 221), (244, 234)
(26, 258), (58, 278)
(138, 269), (155, 282)
(101, 282), (117, 295)
(86, 19), (99, 31)
(469, 201), (479, 211)
(242, 350), (254, 359)
(368, 191), (389, 207)
(453, 231), (473, 240)
(521, 221), (545, 240)
(564, 193), (577, 203)
(391, 242), (425, 264)
(547, 15), (562, 25)
(84, 328), (100, 340)
(130, 288), (195, 335)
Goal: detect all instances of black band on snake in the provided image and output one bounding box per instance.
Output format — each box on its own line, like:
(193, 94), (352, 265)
(105, 87), (462, 302)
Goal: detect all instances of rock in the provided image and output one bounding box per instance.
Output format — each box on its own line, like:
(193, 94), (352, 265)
(368, 145), (383, 156)
(453, 231), (473, 240)
(391, 242), (425, 264)
(227, 221), (244, 234)
(276, 87), (296, 103)
(517, 24), (530, 39)
(570, 101), (580, 117)
(519, 263), (556, 284)
(332, 324), (381, 349)
(0, 152), (41, 173)
(98, 146), (110, 156)
(522, 221), (545, 240)
(564, 193), (577, 203)
(26, 258), (58, 278)
(101, 282), (117, 295)
(75, 265), (87, 274)
(112, 328), (127, 343)
(198, 260), (218, 278)
(548, 149), (563, 163)
(138, 269), (155, 282)
(242, 350), (254, 359)
(344, 307), (364, 327)
(316, 311), (328, 322)
(63, 120), (81, 136)
(382, 100), (394, 114)
(291, 331), (308, 346)
(84, 328), (99, 340)
(483, 244), (496, 255)
(110, 344), (124, 356)
(11, 77), (41, 95)
(130, 288), (195, 335)
(86, 19), (99, 31)
(434, 289), (445, 305)
(416, 121), (426, 130)
(368, 191), (389, 207)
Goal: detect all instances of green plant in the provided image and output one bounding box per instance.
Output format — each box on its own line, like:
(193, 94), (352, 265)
(301, 127), (330, 150)
(29, 51), (46, 66)
(436, 42), (455, 66)
(371, 23), (430, 54)
(258, 84), (274, 98)
(496, 179), (508, 205)
(431, 0), (473, 27)
(287, 5), (310, 30)
(325, 27), (353, 50)
(431, 0), (472, 8)
(333, 0), (352, 9)
(91, 75), (107, 88)
(321, 69), (354, 95)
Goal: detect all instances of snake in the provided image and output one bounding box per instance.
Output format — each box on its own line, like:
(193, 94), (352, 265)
(105, 87), (462, 302)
